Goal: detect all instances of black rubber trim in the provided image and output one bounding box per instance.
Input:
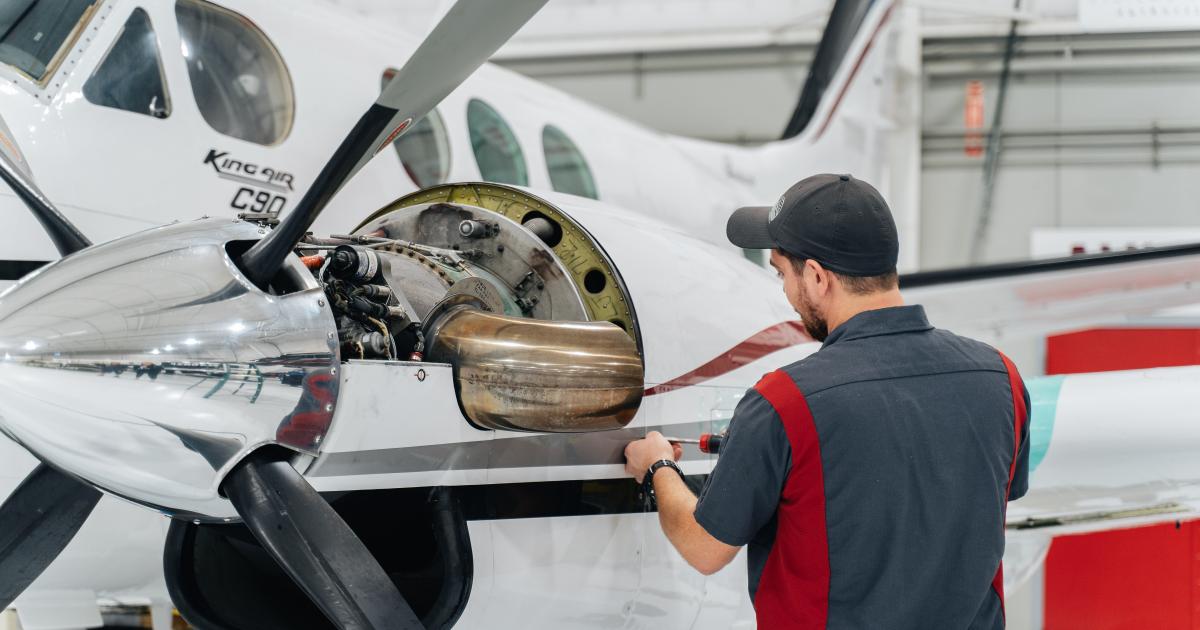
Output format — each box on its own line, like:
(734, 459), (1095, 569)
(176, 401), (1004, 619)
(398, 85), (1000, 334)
(900, 242), (1200, 289)
(782, 0), (877, 139)
(0, 259), (47, 281)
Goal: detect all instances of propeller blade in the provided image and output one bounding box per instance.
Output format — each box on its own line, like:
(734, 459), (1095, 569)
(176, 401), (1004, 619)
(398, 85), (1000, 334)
(222, 451), (423, 630)
(0, 464), (101, 610)
(0, 121), (90, 257)
(238, 0), (548, 288)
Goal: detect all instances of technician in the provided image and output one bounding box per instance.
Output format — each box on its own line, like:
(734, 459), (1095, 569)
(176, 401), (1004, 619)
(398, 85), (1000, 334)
(624, 174), (1030, 629)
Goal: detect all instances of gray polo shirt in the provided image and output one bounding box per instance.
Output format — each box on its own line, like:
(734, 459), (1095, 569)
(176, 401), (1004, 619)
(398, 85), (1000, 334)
(695, 305), (1030, 629)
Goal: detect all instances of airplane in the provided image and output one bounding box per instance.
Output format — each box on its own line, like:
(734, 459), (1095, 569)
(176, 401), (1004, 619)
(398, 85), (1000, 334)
(0, 0), (909, 288)
(4, 0), (1200, 628)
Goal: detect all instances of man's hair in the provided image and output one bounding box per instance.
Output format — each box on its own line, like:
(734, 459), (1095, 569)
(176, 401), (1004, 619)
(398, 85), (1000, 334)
(779, 250), (898, 296)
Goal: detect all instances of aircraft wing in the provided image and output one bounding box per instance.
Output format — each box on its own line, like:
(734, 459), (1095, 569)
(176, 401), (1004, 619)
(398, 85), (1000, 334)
(901, 244), (1200, 343)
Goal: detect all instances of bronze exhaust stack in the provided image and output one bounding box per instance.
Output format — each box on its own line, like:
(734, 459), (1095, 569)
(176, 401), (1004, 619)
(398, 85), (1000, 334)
(426, 305), (643, 433)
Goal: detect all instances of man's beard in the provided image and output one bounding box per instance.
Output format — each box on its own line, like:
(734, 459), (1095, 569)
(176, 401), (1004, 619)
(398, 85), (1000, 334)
(797, 289), (829, 342)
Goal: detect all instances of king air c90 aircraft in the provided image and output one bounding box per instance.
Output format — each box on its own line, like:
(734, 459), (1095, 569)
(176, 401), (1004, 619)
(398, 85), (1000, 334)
(5, 1), (1200, 629)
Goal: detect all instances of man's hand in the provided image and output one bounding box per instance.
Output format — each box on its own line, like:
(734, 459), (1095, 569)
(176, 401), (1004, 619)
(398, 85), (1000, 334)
(624, 431), (683, 482)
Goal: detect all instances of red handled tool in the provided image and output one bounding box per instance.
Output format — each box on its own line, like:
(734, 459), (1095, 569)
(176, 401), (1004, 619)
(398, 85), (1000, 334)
(665, 433), (725, 454)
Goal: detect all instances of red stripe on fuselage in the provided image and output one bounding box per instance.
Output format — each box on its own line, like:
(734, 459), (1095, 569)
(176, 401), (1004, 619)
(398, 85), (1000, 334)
(644, 321), (812, 396)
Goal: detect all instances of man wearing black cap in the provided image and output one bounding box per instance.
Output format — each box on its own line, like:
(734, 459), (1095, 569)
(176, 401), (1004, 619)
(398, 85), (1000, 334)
(625, 174), (1030, 629)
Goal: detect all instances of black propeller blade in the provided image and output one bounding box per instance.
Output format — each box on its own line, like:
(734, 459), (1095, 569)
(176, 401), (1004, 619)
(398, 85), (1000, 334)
(0, 119), (98, 612)
(0, 133), (90, 257)
(238, 0), (549, 288)
(223, 452), (423, 630)
(0, 464), (101, 610)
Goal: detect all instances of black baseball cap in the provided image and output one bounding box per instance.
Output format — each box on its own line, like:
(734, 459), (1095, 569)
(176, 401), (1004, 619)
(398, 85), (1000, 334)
(726, 173), (898, 276)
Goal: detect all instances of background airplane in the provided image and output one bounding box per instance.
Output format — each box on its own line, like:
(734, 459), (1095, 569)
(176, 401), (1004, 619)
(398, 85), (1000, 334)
(4, 0), (1200, 628)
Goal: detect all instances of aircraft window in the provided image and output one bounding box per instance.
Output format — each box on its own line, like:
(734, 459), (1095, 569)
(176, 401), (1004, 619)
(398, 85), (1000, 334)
(175, 0), (294, 145)
(542, 125), (597, 199)
(395, 110), (450, 188)
(381, 70), (449, 188)
(83, 9), (169, 119)
(467, 99), (527, 186)
(0, 0), (99, 83)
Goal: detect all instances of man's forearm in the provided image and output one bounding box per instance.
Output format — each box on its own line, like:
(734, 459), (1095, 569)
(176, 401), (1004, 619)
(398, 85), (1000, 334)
(652, 468), (736, 575)
(653, 467), (699, 543)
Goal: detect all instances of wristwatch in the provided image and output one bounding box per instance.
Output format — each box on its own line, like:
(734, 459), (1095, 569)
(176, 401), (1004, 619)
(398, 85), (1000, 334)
(642, 459), (684, 507)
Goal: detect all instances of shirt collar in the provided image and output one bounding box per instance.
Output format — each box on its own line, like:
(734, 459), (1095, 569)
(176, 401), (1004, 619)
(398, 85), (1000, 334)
(822, 305), (933, 347)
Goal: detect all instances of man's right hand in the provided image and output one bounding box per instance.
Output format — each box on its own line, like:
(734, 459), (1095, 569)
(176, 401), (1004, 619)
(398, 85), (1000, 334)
(623, 431), (683, 483)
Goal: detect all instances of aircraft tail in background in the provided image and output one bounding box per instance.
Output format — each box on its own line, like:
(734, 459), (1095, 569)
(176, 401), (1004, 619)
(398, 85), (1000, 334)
(750, 0), (922, 269)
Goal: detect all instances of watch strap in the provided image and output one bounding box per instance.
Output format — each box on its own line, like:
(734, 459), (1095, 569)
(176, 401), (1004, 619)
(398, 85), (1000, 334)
(647, 459), (684, 484)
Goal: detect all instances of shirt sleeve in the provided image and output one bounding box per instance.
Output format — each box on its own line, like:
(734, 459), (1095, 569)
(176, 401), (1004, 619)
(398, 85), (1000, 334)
(1008, 381), (1031, 501)
(693, 388), (792, 546)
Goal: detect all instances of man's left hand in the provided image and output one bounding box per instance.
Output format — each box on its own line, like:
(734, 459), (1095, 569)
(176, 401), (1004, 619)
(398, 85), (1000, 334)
(624, 431), (683, 483)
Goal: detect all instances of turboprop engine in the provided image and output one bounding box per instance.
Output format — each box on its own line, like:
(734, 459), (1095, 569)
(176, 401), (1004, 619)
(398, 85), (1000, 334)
(0, 184), (644, 520)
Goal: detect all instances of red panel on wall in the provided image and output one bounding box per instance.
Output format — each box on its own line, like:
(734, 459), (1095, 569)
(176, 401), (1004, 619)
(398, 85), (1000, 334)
(1045, 328), (1200, 375)
(1044, 521), (1197, 630)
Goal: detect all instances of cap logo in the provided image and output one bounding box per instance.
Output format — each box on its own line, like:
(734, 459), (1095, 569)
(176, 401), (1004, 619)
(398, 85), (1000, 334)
(768, 195), (785, 222)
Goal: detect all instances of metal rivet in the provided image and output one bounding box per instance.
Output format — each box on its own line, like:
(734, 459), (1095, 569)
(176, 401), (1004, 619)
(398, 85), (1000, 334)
(317, 299), (325, 307)
(324, 403), (333, 412)
(416, 369), (427, 382)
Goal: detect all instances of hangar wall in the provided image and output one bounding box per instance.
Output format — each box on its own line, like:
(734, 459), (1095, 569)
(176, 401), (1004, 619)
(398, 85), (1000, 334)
(494, 21), (1200, 270)
(921, 30), (1200, 267)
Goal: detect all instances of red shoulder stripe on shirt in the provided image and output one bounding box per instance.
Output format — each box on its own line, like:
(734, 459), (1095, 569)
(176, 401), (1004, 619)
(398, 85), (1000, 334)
(992, 352), (1029, 614)
(752, 370), (829, 629)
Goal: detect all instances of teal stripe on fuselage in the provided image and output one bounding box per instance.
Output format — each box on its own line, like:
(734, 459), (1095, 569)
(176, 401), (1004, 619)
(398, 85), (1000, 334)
(1027, 375), (1065, 474)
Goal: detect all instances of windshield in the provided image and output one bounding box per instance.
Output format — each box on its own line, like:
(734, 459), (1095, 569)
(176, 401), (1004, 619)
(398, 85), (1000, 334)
(0, 0), (99, 82)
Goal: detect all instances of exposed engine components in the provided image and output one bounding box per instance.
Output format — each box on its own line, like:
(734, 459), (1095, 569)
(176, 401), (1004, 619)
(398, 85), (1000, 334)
(354, 183), (641, 339)
(328, 244), (381, 282)
(458, 219), (499, 239)
(298, 183), (645, 433)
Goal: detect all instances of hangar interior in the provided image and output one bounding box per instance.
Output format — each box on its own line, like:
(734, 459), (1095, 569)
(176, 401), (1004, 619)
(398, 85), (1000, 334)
(337, 0), (1200, 265)
(2, 0), (1200, 629)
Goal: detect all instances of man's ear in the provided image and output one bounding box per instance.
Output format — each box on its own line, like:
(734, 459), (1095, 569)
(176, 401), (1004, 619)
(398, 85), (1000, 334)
(805, 259), (831, 296)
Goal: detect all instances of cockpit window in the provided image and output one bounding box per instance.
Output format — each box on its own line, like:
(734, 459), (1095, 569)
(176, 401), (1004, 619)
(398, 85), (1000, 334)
(0, 0), (99, 83)
(542, 125), (597, 199)
(83, 9), (169, 118)
(467, 99), (527, 186)
(175, 0), (294, 145)
(381, 70), (449, 188)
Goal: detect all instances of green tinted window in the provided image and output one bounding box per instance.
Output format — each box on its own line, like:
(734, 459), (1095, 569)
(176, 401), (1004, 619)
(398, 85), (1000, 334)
(0, 0), (98, 82)
(83, 9), (169, 118)
(467, 99), (527, 186)
(542, 125), (597, 199)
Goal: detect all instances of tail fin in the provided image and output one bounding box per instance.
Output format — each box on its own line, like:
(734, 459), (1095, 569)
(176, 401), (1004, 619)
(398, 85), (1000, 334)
(752, 0), (920, 268)
(781, 0), (884, 140)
